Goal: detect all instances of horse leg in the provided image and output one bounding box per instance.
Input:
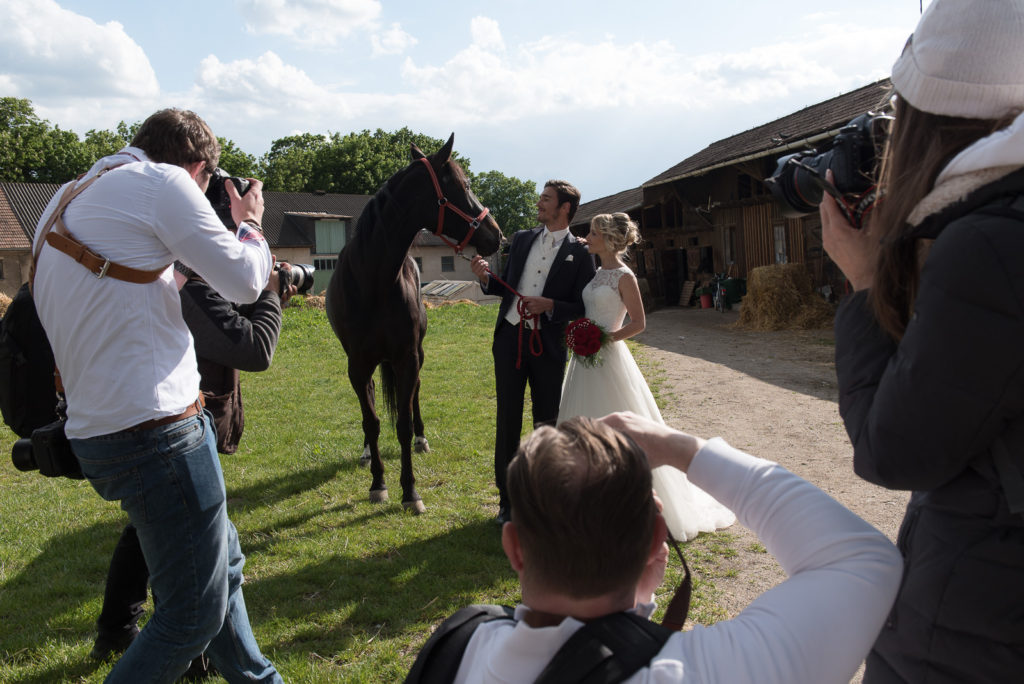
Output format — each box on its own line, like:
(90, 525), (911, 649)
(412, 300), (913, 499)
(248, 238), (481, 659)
(394, 357), (425, 514)
(349, 365), (387, 503)
(412, 376), (429, 454)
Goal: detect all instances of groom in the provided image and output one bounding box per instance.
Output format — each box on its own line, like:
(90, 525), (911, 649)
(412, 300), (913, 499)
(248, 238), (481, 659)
(471, 180), (596, 525)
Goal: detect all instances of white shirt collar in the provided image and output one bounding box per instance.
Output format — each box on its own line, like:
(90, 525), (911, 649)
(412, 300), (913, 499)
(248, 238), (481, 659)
(543, 226), (570, 245)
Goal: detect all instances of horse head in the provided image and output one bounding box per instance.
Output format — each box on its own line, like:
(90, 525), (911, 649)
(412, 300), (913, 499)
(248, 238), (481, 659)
(410, 134), (503, 257)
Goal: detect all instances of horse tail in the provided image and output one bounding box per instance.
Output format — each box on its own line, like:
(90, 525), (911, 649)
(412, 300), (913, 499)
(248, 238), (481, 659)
(379, 360), (399, 426)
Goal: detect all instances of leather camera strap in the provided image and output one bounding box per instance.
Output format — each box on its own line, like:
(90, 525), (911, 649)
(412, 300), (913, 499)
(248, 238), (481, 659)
(31, 162), (169, 288)
(659, 534), (692, 631)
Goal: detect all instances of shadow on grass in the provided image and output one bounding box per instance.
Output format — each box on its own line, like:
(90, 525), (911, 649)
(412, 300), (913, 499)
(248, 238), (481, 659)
(246, 517), (510, 659)
(0, 517), (120, 684)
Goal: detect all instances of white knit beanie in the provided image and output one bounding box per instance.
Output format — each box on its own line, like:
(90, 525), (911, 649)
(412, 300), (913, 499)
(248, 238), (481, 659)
(892, 0), (1024, 119)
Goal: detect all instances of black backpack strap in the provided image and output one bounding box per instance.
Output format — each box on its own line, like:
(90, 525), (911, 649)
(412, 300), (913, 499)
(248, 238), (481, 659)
(405, 604), (515, 684)
(534, 612), (675, 684)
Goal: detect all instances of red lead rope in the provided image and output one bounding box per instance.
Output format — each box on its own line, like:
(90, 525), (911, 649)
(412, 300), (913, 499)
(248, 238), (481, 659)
(481, 267), (543, 369)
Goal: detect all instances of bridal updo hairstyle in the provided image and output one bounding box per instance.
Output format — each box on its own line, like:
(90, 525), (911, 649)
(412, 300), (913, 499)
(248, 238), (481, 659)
(590, 213), (641, 259)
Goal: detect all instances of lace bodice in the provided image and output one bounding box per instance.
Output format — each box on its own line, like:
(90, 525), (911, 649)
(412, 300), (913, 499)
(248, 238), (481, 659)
(582, 266), (631, 330)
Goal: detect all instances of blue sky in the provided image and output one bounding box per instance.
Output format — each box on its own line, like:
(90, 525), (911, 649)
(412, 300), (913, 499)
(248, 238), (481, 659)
(1, 0), (931, 201)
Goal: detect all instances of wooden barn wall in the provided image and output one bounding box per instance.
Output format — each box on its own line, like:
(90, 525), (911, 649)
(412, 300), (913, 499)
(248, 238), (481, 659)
(741, 203), (772, 273)
(786, 217), (805, 264)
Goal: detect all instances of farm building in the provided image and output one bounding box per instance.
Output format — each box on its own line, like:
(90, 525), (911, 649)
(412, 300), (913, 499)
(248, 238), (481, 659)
(0, 184), (489, 298)
(573, 79), (893, 308)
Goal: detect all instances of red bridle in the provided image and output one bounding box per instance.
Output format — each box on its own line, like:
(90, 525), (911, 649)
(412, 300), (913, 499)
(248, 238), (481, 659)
(417, 156), (491, 253)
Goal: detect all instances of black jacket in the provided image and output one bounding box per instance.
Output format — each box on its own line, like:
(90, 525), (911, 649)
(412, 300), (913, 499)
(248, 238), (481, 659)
(835, 168), (1024, 683)
(179, 278), (282, 453)
(484, 227), (595, 358)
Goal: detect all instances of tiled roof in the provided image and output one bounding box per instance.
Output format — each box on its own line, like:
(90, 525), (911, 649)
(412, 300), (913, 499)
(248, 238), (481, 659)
(0, 182), (62, 247)
(644, 79), (893, 187)
(571, 187), (644, 230)
(261, 191), (371, 247)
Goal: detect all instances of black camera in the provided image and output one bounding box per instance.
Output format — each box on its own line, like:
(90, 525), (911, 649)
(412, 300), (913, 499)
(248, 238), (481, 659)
(764, 112), (892, 228)
(274, 262), (316, 296)
(204, 168), (251, 229)
(11, 417), (83, 479)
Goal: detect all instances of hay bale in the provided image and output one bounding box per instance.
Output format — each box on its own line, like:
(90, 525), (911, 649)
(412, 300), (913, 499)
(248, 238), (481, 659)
(736, 264), (834, 331)
(0, 292), (10, 319)
(295, 294), (326, 310)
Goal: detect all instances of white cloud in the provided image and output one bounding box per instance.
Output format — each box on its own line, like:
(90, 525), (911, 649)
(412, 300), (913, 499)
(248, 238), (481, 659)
(0, 0), (158, 100)
(470, 16), (505, 52)
(395, 16), (903, 128)
(192, 51), (353, 121)
(238, 0), (381, 45)
(370, 23), (417, 57)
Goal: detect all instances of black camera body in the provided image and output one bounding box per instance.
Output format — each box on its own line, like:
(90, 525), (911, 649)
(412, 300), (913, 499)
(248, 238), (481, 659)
(204, 168), (251, 229)
(765, 112), (892, 228)
(11, 417), (83, 479)
(275, 262), (316, 297)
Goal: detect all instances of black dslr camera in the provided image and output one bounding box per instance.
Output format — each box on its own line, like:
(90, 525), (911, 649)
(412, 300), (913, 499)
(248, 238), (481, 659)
(274, 262), (316, 297)
(203, 168), (315, 296)
(764, 112), (892, 228)
(204, 167), (251, 229)
(11, 399), (83, 479)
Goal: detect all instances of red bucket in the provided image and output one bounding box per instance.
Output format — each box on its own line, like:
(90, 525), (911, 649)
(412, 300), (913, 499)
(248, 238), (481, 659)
(700, 293), (712, 308)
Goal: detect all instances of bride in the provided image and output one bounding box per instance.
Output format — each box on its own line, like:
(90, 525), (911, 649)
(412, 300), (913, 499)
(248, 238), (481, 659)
(557, 213), (735, 540)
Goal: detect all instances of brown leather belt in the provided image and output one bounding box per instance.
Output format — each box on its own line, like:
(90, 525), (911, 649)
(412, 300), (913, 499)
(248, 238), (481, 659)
(128, 397), (205, 432)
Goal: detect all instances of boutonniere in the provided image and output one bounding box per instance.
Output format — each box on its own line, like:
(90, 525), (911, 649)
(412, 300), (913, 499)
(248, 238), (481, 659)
(565, 254), (574, 262)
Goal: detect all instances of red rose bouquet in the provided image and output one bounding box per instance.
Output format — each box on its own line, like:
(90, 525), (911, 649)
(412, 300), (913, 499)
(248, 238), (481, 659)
(564, 317), (610, 368)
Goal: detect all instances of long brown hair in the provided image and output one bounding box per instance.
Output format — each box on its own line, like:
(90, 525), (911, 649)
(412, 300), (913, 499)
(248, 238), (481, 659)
(868, 97), (1015, 339)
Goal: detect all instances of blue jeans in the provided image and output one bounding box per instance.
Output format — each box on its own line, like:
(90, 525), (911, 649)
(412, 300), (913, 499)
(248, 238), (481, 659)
(71, 412), (281, 684)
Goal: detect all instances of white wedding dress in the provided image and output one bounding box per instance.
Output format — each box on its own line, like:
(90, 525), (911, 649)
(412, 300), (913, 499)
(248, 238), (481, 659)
(557, 266), (735, 541)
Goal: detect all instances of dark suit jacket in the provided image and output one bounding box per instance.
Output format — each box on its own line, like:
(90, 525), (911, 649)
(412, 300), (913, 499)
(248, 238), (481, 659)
(484, 227), (596, 357)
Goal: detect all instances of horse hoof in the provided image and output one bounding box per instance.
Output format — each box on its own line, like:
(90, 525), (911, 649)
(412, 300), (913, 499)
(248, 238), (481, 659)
(359, 445), (371, 468)
(403, 500), (426, 515)
(414, 436), (430, 453)
(370, 489), (389, 504)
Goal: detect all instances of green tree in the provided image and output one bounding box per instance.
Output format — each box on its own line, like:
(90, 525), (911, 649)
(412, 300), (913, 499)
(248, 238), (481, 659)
(80, 128), (128, 164)
(0, 97), (53, 182)
(470, 170), (539, 238)
(217, 138), (258, 178)
(258, 133), (327, 192)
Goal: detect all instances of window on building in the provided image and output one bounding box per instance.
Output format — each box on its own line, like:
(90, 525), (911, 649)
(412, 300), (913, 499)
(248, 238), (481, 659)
(773, 224), (788, 264)
(315, 219), (347, 254)
(313, 257), (338, 271)
(0, 259), (4, 280)
(441, 255), (455, 273)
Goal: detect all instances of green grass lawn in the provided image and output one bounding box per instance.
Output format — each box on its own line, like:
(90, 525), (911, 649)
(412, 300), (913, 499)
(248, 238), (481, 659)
(0, 301), (732, 683)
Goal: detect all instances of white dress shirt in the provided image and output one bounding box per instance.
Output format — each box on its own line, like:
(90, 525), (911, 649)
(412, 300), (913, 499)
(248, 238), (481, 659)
(505, 227), (570, 326)
(32, 148), (272, 438)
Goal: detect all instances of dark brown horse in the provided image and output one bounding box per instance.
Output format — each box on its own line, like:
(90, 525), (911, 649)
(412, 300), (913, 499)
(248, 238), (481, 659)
(325, 134), (502, 513)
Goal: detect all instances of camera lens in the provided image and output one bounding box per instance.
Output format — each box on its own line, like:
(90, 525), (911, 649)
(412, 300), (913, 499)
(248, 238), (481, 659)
(11, 438), (38, 472)
(289, 264), (316, 294)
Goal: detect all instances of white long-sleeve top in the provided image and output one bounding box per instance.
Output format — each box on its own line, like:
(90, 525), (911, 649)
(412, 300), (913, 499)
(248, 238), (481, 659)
(31, 148), (272, 438)
(455, 438), (903, 684)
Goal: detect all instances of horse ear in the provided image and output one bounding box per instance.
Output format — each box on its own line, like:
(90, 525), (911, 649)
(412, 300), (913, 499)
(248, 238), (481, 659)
(432, 133), (455, 166)
(410, 143), (426, 161)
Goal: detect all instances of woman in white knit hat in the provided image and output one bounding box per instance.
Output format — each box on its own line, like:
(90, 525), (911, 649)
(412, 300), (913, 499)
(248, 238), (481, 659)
(823, 0), (1024, 681)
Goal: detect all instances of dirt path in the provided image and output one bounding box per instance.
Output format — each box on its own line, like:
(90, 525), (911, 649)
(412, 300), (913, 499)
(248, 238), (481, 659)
(635, 306), (908, 679)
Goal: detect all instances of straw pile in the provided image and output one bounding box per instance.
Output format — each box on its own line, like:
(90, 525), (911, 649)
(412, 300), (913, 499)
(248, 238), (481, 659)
(297, 294), (326, 310)
(736, 263), (834, 330)
(424, 298), (478, 309)
(0, 292), (11, 319)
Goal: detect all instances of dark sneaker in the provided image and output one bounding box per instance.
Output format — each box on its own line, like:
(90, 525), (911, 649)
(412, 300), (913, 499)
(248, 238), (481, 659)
(89, 627), (138, 661)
